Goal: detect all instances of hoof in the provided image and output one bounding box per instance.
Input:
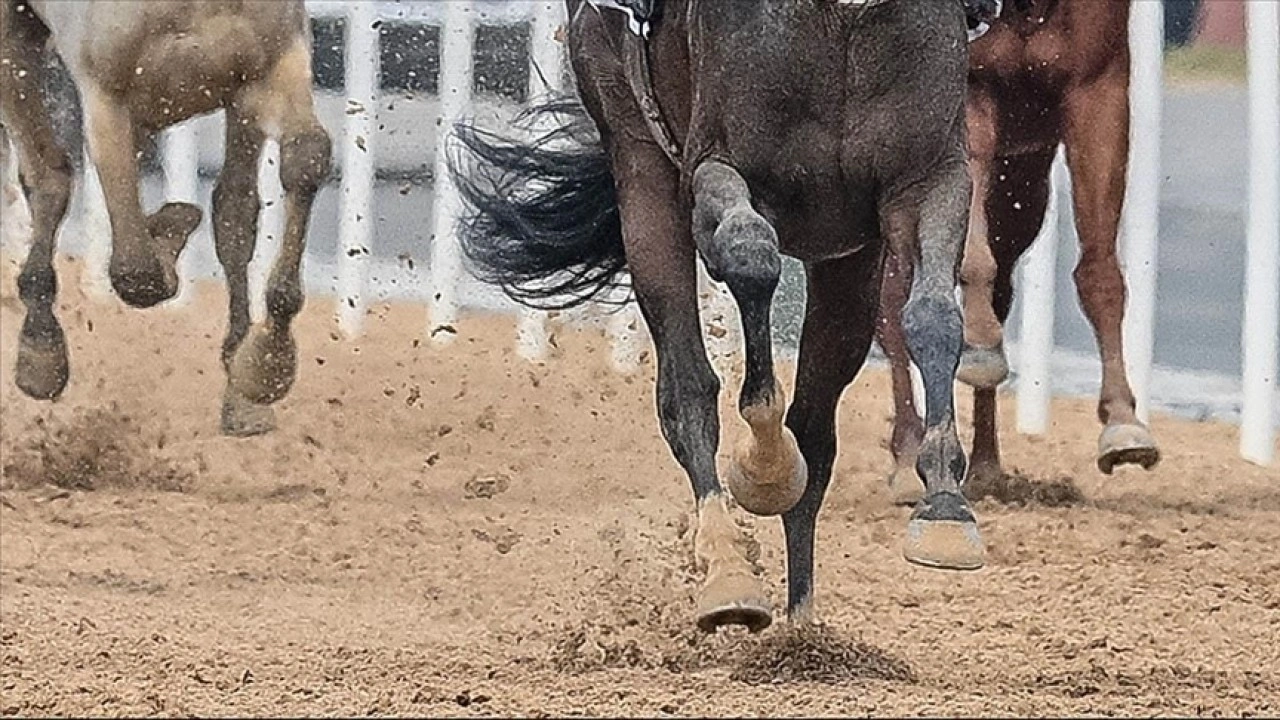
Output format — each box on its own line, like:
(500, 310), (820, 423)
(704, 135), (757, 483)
(887, 463), (925, 507)
(725, 427), (808, 517)
(228, 324), (298, 405)
(963, 461), (1004, 500)
(221, 387), (277, 437)
(1097, 423), (1160, 474)
(903, 492), (985, 571)
(15, 331), (69, 400)
(696, 571), (773, 633)
(147, 202), (203, 253)
(956, 344), (1009, 389)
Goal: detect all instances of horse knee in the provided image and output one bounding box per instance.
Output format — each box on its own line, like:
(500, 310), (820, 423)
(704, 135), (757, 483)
(280, 125), (331, 195)
(711, 210), (781, 300)
(26, 150), (73, 219)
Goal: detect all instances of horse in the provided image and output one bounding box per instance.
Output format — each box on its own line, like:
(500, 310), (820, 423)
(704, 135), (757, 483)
(0, 0), (332, 436)
(878, 0), (1162, 506)
(449, 0), (985, 633)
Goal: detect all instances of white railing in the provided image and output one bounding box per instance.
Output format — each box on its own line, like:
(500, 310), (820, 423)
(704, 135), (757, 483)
(3, 1), (1273, 465)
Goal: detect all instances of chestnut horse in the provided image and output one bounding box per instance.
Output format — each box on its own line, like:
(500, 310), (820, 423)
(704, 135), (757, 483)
(450, 0), (988, 633)
(0, 0), (331, 435)
(880, 0), (1161, 504)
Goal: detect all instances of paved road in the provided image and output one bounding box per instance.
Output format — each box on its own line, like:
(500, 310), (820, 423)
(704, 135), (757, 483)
(32, 83), (1278, 425)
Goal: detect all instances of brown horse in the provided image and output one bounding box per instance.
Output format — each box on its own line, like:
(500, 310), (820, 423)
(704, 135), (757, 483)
(450, 0), (986, 633)
(880, 0), (1162, 504)
(0, 0), (331, 435)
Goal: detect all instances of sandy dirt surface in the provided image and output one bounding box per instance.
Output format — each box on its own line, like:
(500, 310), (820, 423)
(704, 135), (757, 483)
(1, 256), (1278, 717)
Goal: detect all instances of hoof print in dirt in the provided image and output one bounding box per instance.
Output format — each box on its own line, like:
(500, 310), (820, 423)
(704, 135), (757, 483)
(464, 473), (511, 500)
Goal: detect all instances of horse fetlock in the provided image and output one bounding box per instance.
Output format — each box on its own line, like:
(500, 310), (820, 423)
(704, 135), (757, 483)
(109, 251), (178, 308)
(903, 491), (985, 571)
(16, 264), (57, 305)
(887, 456), (926, 506)
(956, 343), (1009, 388)
(15, 314), (69, 400)
(726, 423), (807, 516)
(228, 323), (298, 405)
(280, 126), (333, 193)
(915, 424), (967, 494)
(266, 282), (304, 322)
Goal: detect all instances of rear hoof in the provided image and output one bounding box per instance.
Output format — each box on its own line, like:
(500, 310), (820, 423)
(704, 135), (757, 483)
(696, 572), (773, 633)
(221, 388), (277, 437)
(1097, 423), (1160, 474)
(228, 325), (298, 405)
(903, 492), (985, 571)
(15, 332), (69, 400)
(963, 461), (1004, 500)
(956, 345), (1009, 389)
(725, 428), (808, 516)
(110, 263), (178, 308)
(147, 202), (203, 252)
(887, 464), (925, 507)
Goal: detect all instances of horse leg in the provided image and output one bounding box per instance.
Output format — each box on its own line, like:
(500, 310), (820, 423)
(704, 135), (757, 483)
(0, 6), (72, 399)
(877, 248), (926, 505)
(1062, 64), (1160, 474)
(783, 253), (881, 621)
(227, 39), (332, 411)
(213, 104), (271, 436)
(888, 160), (985, 571)
(81, 84), (201, 309)
(967, 147), (1055, 490)
(691, 160), (806, 517)
(618, 147), (770, 633)
(956, 94), (1008, 389)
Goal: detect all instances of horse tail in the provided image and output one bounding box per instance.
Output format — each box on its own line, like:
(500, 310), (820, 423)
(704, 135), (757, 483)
(447, 96), (628, 310)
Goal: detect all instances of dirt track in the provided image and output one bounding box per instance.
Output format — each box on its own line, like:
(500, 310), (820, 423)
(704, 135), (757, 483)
(2, 257), (1278, 717)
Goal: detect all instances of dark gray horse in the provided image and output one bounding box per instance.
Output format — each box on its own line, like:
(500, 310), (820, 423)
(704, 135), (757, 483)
(450, 0), (982, 632)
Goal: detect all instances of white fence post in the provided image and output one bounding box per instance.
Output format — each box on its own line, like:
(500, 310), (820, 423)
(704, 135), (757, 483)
(1240, 0), (1279, 466)
(163, 123), (201, 307)
(515, 1), (567, 362)
(1016, 146), (1068, 435)
(1122, 0), (1164, 425)
(428, 0), (475, 343)
(0, 135), (31, 253)
(80, 147), (112, 300)
(336, 1), (379, 338)
(250, 140), (285, 323)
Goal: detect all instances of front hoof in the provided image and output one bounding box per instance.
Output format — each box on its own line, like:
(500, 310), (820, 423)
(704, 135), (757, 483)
(696, 570), (773, 633)
(147, 202), (203, 258)
(1097, 423), (1160, 474)
(887, 462), (926, 507)
(903, 492), (985, 571)
(228, 325), (297, 405)
(15, 331), (69, 400)
(221, 387), (277, 437)
(725, 428), (808, 516)
(956, 344), (1009, 389)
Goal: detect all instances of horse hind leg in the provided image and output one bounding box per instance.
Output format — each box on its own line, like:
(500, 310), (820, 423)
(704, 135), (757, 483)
(885, 160), (985, 572)
(1, 6), (73, 399)
(227, 38), (331, 413)
(876, 248), (927, 505)
(691, 161), (806, 517)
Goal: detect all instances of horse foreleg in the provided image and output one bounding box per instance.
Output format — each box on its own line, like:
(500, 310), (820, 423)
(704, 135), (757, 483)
(213, 105), (271, 437)
(82, 84), (200, 309)
(1062, 63), (1160, 475)
(782, 253), (881, 622)
(956, 94), (1009, 389)
(227, 39), (331, 413)
(691, 160), (806, 518)
(876, 248), (926, 505)
(966, 147), (1055, 490)
(1, 8), (72, 399)
(617, 147), (770, 634)
(888, 159), (985, 572)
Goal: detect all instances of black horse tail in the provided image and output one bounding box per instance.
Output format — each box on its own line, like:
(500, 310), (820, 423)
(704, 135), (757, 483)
(447, 96), (628, 310)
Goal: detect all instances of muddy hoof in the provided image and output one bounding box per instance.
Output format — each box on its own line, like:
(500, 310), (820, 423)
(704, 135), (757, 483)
(903, 492), (985, 571)
(1097, 423), (1160, 474)
(15, 332), (69, 400)
(228, 325), (298, 405)
(221, 388), (277, 437)
(887, 464), (925, 507)
(726, 432), (808, 517)
(696, 584), (773, 633)
(956, 344), (1009, 389)
(147, 201), (203, 255)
